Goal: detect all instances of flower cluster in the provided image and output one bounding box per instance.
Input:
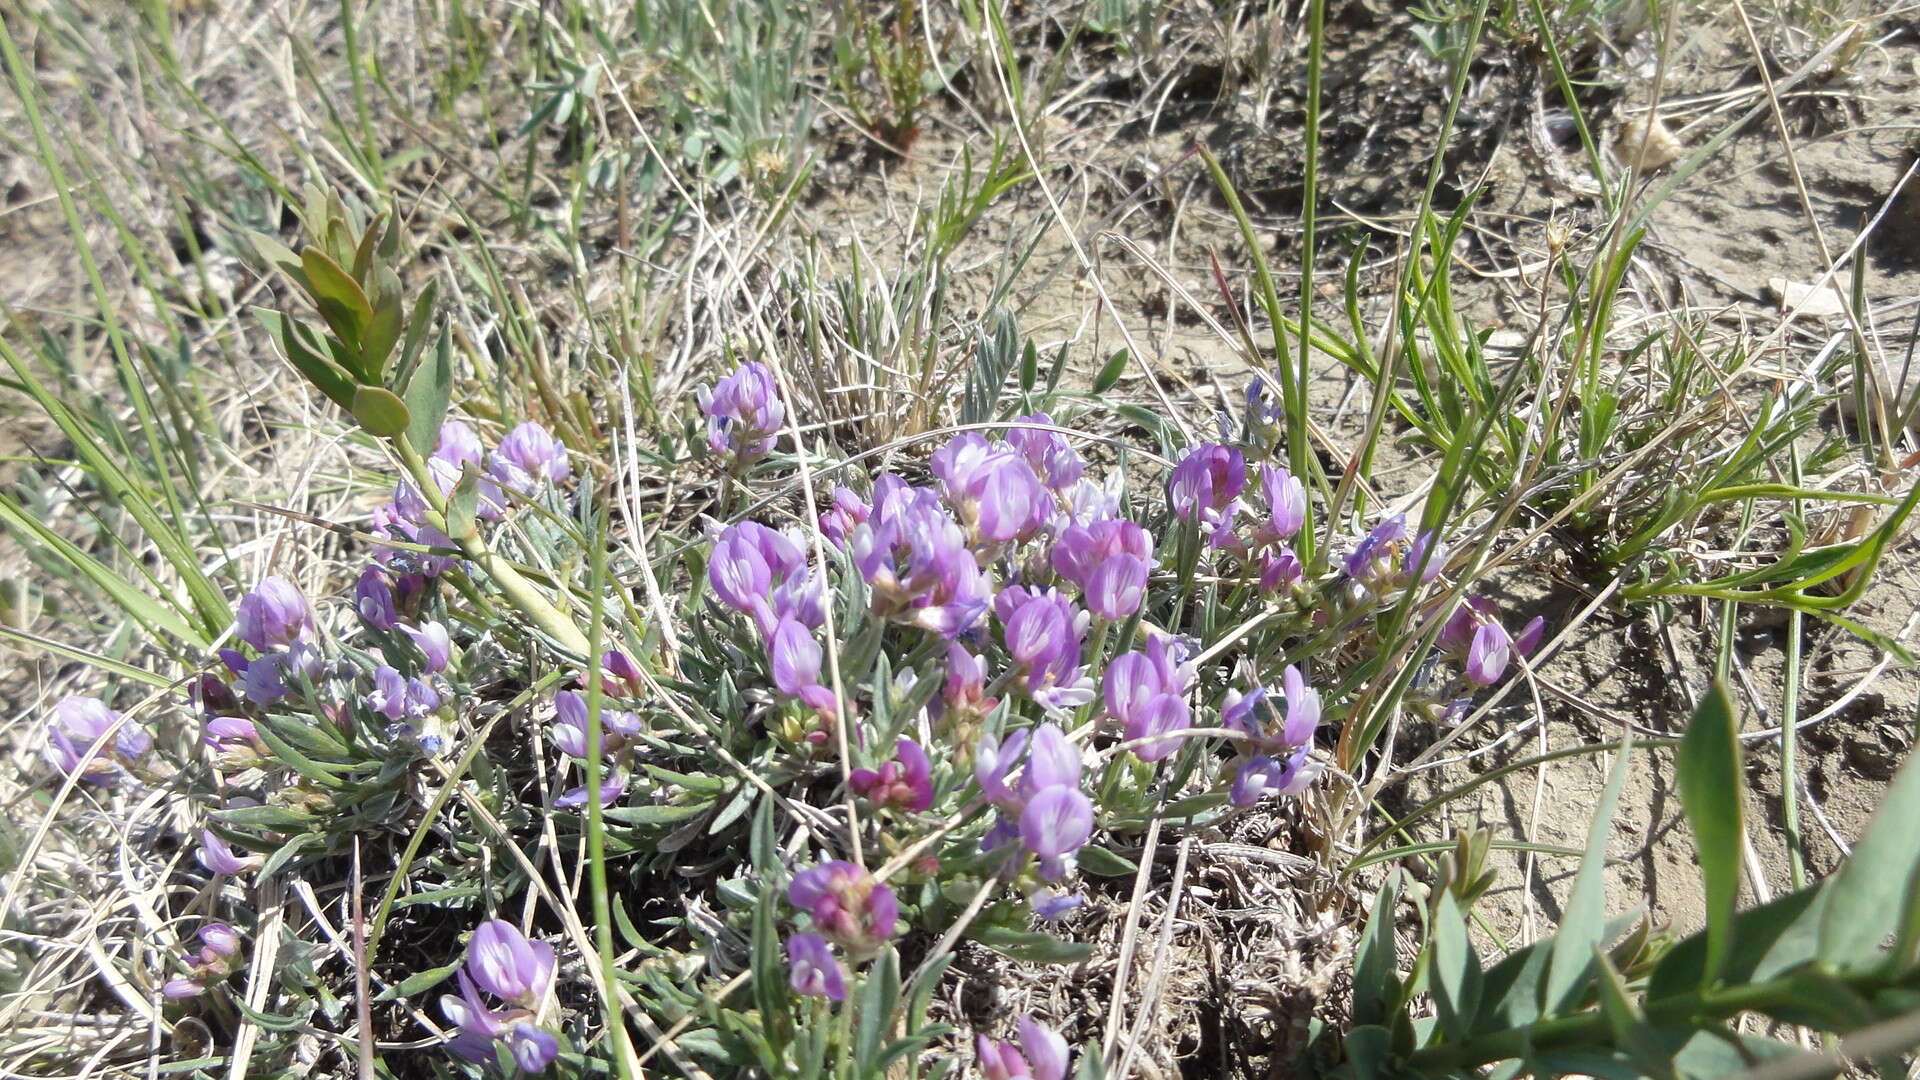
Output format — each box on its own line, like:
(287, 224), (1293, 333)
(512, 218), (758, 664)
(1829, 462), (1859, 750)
(42, 695), (151, 787)
(977, 723), (1094, 915)
(701, 361), (785, 460)
(1222, 665), (1324, 807)
(161, 923), (243, 999)
(978, 1016), (1072, 1080)
(786, 860), (901, 1000)
(439, 920), (561, 1073)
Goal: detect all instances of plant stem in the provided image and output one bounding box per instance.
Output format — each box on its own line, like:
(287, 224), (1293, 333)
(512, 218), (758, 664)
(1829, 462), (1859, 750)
(392, 439), (592, 655)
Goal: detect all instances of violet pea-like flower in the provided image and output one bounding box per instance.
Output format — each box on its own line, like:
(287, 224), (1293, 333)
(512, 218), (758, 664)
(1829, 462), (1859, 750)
(1256, 464), (1306, 543)
(235, 576), (311, 652)
(768, 617), (838, 714)
(788, 860), (899, 953)
(786, 932), (846, 1001)
(43, 695), (149, 786)
(1050, 518), (1154, 590)
(1004, 412), (1086, 491)
(818, 486), (871, 550)
(1083, 554), (1149, 621)
(401, 621), (453, 673)
(701, 361), (785, 458)
(491, 421), (571, 489)
(1167, 443), (1247, 520)
(465, 920), (556, 1006)
(355, 566), (400, 630)
(197, 829), (262, 875)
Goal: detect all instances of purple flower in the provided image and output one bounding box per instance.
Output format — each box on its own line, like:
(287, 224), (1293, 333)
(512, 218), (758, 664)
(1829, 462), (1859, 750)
(1084, 554), (1149, 620)
(555, 772), (626, 809)
(937, 643), (995, 722)
(491, 421), (571, 490)
(1256, 464), (1306, 543)
(1246, 373), (1285, 430)
(466, 920), (556, 1006)
(233, 652), (290, 705)
(600, 650), (645, 698)
(975, 724), (1094, 878)
(371, 495), (458, 577)
(974, 729), (1030, 811)
(849, 737), (934, 812)
(204, 716), (263, 768)
(551, 690), (642, 759)
(1344, 514), (1409, 583)
(1001, 589), (1092, 711)
(1104, 635), (1195, 762)
(1406, 530), (1447, 584)
(979, 1016), (1071, 1080)
(1167, 444), (1246, 520)
(1020, 786), (1093, 863)
(43, 696), (148, 786)
(1018, 722), (1083, 798)
(439, 937), (560, 1075)
(1465, 623), (1512, 686)
(819, 486), (871, 549)
(1516, 616), (1546, 656)
(354, 567), (400, 630)
(1259, 548), (1304, 591)
(402, 622), (453, 673)
(1229, 750), (1316, 807)
(366, 666), (441, 721)
(196, 829), (261, 875)
(199, 923), (240, 956)
(162, 923), (243, 999)
(850, 476), (992, 637)
(786, 933), (846, 1001)
(235, 576), (311, 651)
(710, 521), (819, 635)
(1006, 414), (1085, 490)
(769, 617), (837, 714)
(701, 362), (785, 458)
(1029, 887), (1084, 921)
(429, 421), (506, 521)
(788, 861), (898, 952)
(931, 434), (1051, 544)
(1050, 519), (1154, 589)
(1222, 665), (1321, 757)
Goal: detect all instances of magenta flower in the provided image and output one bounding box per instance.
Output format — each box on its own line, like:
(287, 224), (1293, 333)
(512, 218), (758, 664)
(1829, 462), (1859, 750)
(849, 737), (934, 812)
(402, 621), (453, 673)
(701, 361), (785, 458)
(235, 576), (311, 651)
(786, 932), (846, 1001)
(43, 696), (149, 786)
(490, 421), (571, 490)
(1167, 443), (1246, 520)
(599, 650), (646, 698)
(788, 860), (899, 953)
(196, 829), (262, 875)
(978, 1016), (1071, 1080)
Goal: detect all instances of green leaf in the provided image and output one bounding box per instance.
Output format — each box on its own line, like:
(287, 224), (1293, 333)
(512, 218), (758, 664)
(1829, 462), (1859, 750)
(351, 385), (411, 438)
(1430, 889), (1481, 1041)
(751, 882), (787, 1039)
(375, 959), (459, 1001)
(1647, 887), (1821, 1003)
(1544, 741), (1632, 1015)
(601, 802), (712, 827)
(854, 946), (900, 1067)
(0, 497), (203, 647)
(301, 247), (374, 363)
(257, 308), (358, 410)
(969, 925), (1092, 965)
(1675, 680), (1745, 987)
(403, 330), (453, 453)
(1092, 349), (1128, 393)
(1077, 847), (1139, 877)
(1818, 750), (1920, 975)
(1343, 1025), (1394, 1080)
(259, 831), (325, 877)
(215, 804), (317, 831)
(1592, 947), (1673, 1080)
(1353, 873), (1401, 1028)
(360, 265), (404, 380)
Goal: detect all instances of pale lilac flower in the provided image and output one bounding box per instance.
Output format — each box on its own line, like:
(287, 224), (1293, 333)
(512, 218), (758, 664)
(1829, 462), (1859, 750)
(1020, 787), (1093, 867)
(1230, 750), (1317, 807)
(701, 362), (785, 458)
(1017, 723), (1083, 798)
(788, 861), (898, 952)
(1084, 554), (1149, 620)
(429, 421), (505, 520)
(1167, 444), (1246, 520)
(161, 922), (243, 999)
(935, 643), (995, 722)
(1054, 476), (1121, 530)
(710, 521), (819, 634)
(555, 772), (625, 809)
(1465, 623), (1512, 686)
(1245, 373), (1285, 430)
(786, 933), (845, 1001)
(402, 622), (453, 673)
(232, 653), (289, 706)
(439, 920), (559, 1072)
(366, 666), (441, 722)
(371, 495), (458, 577)
(352, 566), (399, 629)
(1405, 530), (1447, 584)
(1029, 887), (1084, 921)
(196, 829), (262, 875)
(974, 729), (1030, 812)
(1344, 514), (1409, 583)
(1440, 599), (1544, 686)
(600, 650), (646, 698)
(1222, 666), (1323, 806)
(931, 434), (1051, 544)
(43, 696), (149, 786)
(1001, 589), (1092, 711)
(849, 737), (934, 812)
(551, 690), (642, 759)
(1104, 635), (1195, 763)
(235, 576), (311, 651)
(491, 421), (571, 489)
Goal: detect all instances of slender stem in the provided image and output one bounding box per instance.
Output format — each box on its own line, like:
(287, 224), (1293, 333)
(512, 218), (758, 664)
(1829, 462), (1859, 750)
(583, 513), (637, 1080)
(392, 439), (592, 655)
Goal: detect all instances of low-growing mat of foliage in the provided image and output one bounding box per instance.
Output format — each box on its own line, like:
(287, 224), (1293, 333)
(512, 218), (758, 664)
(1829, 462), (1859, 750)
(4, 1), (1920, 1078)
